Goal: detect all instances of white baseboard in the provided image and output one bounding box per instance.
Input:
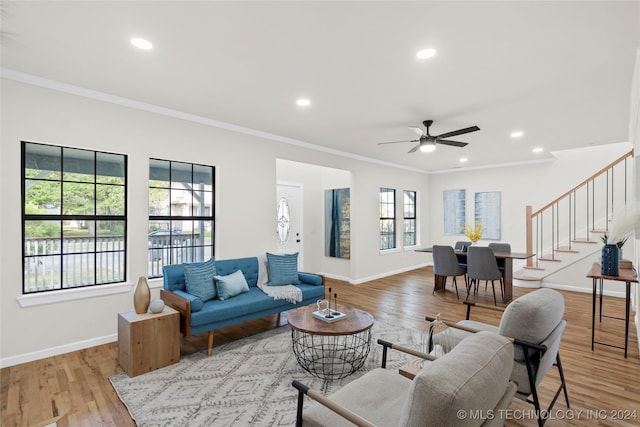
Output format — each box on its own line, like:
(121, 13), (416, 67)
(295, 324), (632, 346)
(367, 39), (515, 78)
(348, 263), (430, 285)
(543, 282), (628, 299)
(320, 263), (431, 285)
(0, 334), (117, 368)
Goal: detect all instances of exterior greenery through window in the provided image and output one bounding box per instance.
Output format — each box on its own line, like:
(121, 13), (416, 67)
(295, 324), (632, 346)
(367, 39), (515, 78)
(22, 142), (127, 293)
(379, 187), (396, 250)
(148, 159), (215, 277)
(403, 190), (417, 247)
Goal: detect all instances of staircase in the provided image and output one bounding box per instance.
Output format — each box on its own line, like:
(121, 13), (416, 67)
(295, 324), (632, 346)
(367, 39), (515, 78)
(514, 150), (634, 285)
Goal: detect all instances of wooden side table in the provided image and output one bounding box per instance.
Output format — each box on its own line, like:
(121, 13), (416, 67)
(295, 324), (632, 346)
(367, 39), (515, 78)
(586, 262), (638, 358)
(118, 306), (180, 377)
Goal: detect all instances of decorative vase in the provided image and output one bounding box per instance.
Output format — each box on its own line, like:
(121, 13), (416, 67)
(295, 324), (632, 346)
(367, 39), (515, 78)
(600, 244), (620, 276)
(133, 276), (151, 314)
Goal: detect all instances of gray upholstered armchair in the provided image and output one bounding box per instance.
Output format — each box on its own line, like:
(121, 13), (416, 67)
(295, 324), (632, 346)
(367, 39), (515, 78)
(427, 288), (570, 427)
(292, 331), (516, 427)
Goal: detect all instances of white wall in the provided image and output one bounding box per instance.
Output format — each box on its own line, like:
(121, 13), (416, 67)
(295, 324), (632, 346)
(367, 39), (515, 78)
(0, 79), (431, 365)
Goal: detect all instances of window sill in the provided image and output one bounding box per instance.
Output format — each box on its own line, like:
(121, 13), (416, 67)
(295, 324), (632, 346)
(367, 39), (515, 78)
(379, 248), (401, 255)
(16, 278), (163, 308)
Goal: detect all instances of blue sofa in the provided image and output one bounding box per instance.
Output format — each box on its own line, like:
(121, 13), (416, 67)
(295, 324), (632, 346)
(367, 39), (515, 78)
(160, 256), (325, 355)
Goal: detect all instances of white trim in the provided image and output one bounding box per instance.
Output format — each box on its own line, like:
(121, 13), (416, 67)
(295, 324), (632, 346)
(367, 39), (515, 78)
(16, 278), (163, 308)
(320, 272), (352, 282)
(0, 334), (117, 368)
(349, 263), (430, 285)
(542, 282), (628, 299)
(1, 68), (428, 174)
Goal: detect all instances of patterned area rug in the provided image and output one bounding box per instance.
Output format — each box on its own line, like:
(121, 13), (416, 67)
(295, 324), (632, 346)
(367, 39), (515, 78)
(109, 320), (424, 426)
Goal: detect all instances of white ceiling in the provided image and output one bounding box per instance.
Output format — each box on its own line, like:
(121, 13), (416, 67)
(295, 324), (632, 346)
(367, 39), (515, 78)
(2, 1), (639, 172)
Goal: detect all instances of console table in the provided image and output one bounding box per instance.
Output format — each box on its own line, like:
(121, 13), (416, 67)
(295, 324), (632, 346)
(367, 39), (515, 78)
(586, 262), (637, 358)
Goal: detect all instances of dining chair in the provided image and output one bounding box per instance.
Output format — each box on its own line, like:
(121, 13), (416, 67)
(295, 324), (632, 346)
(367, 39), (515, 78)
(488, 242), (511, 253)
(466, 246), (503, 304)
(487, 243), (511, 294)
(431, 245), (467, 298)
(454, 241), (472, 251)
(454, 241), (472, 269)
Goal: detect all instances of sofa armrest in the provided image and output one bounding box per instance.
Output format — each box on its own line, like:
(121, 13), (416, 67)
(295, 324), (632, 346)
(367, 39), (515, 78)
(298, 272), (324, 286)
(160, 289), (192, 336)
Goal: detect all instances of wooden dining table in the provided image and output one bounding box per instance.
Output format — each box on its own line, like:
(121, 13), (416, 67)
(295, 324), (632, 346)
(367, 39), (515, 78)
(416, 246), (535, 303)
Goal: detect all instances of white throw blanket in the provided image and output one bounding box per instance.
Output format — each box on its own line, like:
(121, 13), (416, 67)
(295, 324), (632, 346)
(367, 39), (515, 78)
(257, 283), (303, 304)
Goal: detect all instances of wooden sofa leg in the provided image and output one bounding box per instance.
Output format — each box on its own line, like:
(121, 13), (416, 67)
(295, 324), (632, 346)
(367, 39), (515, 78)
(277, 312), (281, 325)
(207, 331), (214, 356)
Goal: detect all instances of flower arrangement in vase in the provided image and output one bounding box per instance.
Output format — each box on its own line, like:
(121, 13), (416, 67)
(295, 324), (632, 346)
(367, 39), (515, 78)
(463, 221), (483, 245)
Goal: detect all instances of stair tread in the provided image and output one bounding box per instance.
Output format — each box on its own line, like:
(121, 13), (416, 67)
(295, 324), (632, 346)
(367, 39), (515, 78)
(571, 239), (599, 244)
(556, 248), (579, 253)
(513, 274), (542, 281)
(539, 256), (562, 262)
(522, 266), (545, 271)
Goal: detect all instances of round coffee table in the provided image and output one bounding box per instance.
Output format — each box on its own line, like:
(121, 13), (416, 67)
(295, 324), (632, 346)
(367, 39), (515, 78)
(288, 304), (374, 380)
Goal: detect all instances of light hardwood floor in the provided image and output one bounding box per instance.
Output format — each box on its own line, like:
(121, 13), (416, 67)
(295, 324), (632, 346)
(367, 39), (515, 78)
(2, 267), (639, 426)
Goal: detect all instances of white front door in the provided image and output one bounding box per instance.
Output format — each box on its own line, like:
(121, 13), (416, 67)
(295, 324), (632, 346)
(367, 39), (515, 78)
(276, 183), (303, 268)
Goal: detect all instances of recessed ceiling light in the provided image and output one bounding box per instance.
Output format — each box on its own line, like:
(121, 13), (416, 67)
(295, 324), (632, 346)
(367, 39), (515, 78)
(510, 130), (524, 138)
(459, 157), (468, 163)
(296, 98), (311, 107)
(416, 48), (437, 60)
(532, 147), (544, 153)
(131, 37), (153, 50)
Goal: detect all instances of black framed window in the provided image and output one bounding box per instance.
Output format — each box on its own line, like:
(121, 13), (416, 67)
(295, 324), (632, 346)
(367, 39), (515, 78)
(379, 187), (396, 250)
(22, 141), (127, 293)
(403, 190), (417, 247)
(148, 159), (214, 277)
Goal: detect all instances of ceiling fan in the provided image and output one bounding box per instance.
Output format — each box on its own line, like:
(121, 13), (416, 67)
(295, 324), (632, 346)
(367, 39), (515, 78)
(378, 120), (480, 153)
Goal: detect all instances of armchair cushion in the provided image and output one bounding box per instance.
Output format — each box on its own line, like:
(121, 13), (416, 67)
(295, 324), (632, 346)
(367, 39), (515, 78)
(400, 331), (514, 427)
(498, 288), (564, 361)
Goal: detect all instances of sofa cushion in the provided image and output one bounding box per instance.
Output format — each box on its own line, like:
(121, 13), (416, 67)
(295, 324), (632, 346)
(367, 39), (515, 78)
(266, 252), (301, 285)
(399, 331), (514, 427)
(215, 257), (259, 288)
(190, 288), (289, 327)
(184, 258), (217, 302)
(215, 269), (250, 300)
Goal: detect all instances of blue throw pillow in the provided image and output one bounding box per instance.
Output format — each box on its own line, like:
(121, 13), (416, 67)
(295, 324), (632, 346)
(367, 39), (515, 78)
(214, 269), (250, 300)
(266, 252), (300, 286)
(184, 258), (217, 302)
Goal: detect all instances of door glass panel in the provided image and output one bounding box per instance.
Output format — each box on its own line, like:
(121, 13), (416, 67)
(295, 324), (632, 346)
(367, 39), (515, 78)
(277, 197), (290, 245)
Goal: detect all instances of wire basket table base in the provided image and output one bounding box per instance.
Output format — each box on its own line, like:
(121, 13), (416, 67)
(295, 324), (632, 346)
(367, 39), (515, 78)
(291, 328), (372, 380)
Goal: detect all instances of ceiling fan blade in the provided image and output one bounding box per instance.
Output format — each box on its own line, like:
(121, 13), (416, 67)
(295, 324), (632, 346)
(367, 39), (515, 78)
(408, 126), (425, 137)
(437, 139), (468, 147)
(408, 143), (421, 153)
(436, 125), (480, 139)
(378, 139), (419, 145)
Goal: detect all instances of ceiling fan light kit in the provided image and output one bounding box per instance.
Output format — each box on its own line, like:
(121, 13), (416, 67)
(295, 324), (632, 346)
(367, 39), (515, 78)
(379, 119), (480, 154)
